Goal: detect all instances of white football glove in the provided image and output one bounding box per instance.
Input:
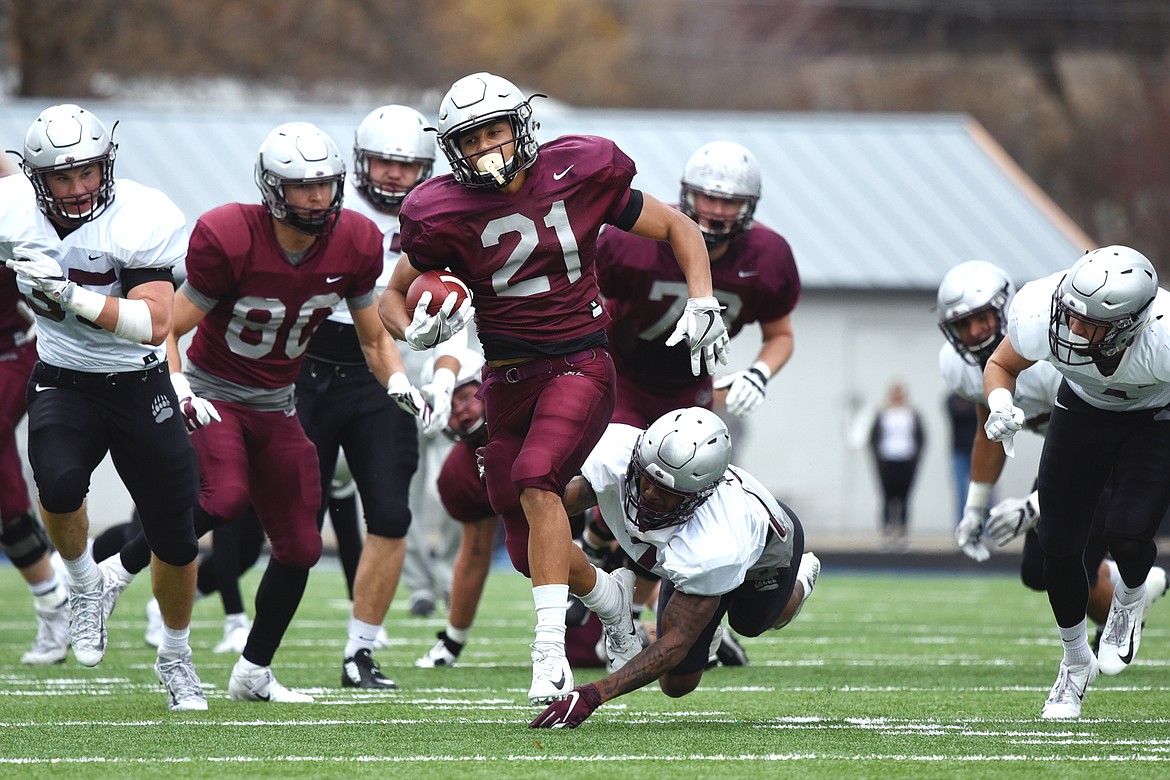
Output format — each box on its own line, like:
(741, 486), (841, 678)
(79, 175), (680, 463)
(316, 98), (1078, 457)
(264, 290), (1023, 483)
(419, 366), (455, 438)
(387, 371), (433, 428)
(987, 491), (1040, 547)
(984, 388), (1025, 457)
(955, 503), (990, 562)
(170, 372), (221, 433)
(404, 291), (475, 351)
(664, 296), (730, 377)
(7, 247), (71, 300)
(713, 361), (770, 418)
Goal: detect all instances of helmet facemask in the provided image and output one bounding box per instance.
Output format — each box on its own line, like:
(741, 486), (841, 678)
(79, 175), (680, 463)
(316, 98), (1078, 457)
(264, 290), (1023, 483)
(435, 72), (542, 189)
(679, 186), (757, 249)
(939, 300), (1008, 367)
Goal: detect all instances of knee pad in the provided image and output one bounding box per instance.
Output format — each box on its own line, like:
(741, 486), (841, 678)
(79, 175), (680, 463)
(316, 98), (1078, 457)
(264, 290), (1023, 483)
(364, 500), (411, 539)
(36, 467), (89, 515)
(1, 510), (52, 568)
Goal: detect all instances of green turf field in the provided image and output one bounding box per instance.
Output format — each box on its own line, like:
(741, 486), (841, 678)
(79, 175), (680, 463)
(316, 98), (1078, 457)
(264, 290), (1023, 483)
(2, 561), (1168, 778)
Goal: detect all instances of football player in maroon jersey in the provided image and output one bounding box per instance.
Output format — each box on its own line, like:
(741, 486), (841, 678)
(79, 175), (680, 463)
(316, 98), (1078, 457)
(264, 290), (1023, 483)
(598, 140), (799, 428)
(380, 71), (730, 706)
(0, 266), (70, 666)
(98, 122), (431, 702)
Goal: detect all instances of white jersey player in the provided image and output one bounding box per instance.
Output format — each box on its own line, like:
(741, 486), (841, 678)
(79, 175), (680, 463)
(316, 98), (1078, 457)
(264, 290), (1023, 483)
(1, 104), (205, 711)
(530, 407), (820, 729)
(984, 245), (1170, 719)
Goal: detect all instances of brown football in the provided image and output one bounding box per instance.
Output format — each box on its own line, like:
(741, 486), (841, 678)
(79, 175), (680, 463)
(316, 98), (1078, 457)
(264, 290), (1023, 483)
(406, 270), (471, 317)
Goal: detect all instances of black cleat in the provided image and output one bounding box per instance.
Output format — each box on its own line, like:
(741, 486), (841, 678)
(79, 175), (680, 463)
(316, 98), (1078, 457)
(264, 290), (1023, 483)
(715, 629), (750, 667)
(342, 648), (398, 689)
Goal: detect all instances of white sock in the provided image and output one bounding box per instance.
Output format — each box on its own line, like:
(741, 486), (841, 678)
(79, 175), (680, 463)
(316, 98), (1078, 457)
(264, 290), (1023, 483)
(578, 566), (624, 623)
(63, 550), (100, 592)
(159, 625), (190, 657)
(1058, 619), (1093, 667)
(1117, 583), (1145, 606)
(29, 573), (67, 609)
(235, 656), (264, 673)
(532, 584), (569, 647)
(446, 624), (469, 645)
(345, 614), (381, 657)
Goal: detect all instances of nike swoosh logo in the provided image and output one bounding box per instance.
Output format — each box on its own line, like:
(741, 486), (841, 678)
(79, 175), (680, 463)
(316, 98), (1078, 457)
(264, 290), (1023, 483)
(326, 275), (344, 283)
(552, 672), (567, 690)
(1119, 624), (1137, 665)
(34, 384), (53, 392)
(553, 165), (575, 181)
(88, 254), (103, 262)
(738, 270), (758, 278)
(1054, 400), (1068, 410)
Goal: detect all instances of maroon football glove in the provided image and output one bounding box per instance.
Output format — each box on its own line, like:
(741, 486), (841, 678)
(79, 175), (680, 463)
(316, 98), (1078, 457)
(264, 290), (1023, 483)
(529, 683), (601, 729)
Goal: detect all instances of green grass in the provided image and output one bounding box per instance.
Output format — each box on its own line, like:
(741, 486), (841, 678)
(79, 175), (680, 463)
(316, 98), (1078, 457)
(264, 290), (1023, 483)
(2, 560), (1169, 778)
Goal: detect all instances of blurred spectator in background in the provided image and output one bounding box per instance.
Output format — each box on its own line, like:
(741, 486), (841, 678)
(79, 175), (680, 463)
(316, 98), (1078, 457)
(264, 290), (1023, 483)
(869, 382), (925, 551)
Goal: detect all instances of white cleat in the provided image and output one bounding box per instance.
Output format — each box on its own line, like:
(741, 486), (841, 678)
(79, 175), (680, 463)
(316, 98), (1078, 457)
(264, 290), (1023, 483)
(415, 632), (461, 668)
(213, 614), (252, 655)
(798, 552), (821, 597)
(228, 659), (314, 703)
(22, 597), (71, 665)
(600, 568), (641, 674)
(528, 642), (573, 705)
(68, 586), (107, 667)
(144, 598), (162, 648)
(1098, 588), (1146, 676)
(156, 648), (208, 711)
(1041, 656), (1099, 719)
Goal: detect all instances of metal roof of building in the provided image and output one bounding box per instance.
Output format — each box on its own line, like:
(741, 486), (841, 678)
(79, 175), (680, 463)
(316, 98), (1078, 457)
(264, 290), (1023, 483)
(0, 99), (1090, 290)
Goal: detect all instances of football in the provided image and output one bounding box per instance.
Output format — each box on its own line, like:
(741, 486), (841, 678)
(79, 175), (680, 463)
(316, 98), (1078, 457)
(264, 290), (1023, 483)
(406, 270), (472, 317)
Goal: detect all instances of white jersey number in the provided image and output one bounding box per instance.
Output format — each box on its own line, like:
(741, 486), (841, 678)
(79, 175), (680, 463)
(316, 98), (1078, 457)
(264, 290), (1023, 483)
(224, 294), (340, 359)
(482, 200), (582, 297)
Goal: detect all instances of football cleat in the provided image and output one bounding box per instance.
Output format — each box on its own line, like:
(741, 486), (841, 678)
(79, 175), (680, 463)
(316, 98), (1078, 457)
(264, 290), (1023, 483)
(600, 568), (641, 673)
(155, 648), (208, 711)
(715, 628), (750, 667)
(97, 557), (134, 623)
(528, 642), (573, 705)
(68, 585), (107, 667)
(415, 631), (463, 668)
(409, 597), (435, 618)
(1041, 656), (1098, 719)
(342, 648), (398, 689)
(228, 660), (314, 703)
(144, 598), (162, 648)
(798, 551), (821, 597)
(22, 596), (70, 665)
(214, 614), (252, 655)
(1098, 587), (1147, 676)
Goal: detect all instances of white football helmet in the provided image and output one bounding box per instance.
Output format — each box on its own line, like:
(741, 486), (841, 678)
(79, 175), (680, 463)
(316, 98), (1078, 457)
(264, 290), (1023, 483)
(353, 105), (434, 211)
(936, 260), (1015, 366)
(1049, 245), (1159, 365)
(435, 72), (541, 189)
(20, 104), (118, 226)
(680, 141), (761, 248)
(623, 407), (732, 533)
(421, 349), (487, 442)
(255, 122), (345, 236)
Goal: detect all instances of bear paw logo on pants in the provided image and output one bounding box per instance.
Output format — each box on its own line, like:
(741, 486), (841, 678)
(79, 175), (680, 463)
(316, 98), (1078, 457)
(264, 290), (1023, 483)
(152, 394), (174, 423)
